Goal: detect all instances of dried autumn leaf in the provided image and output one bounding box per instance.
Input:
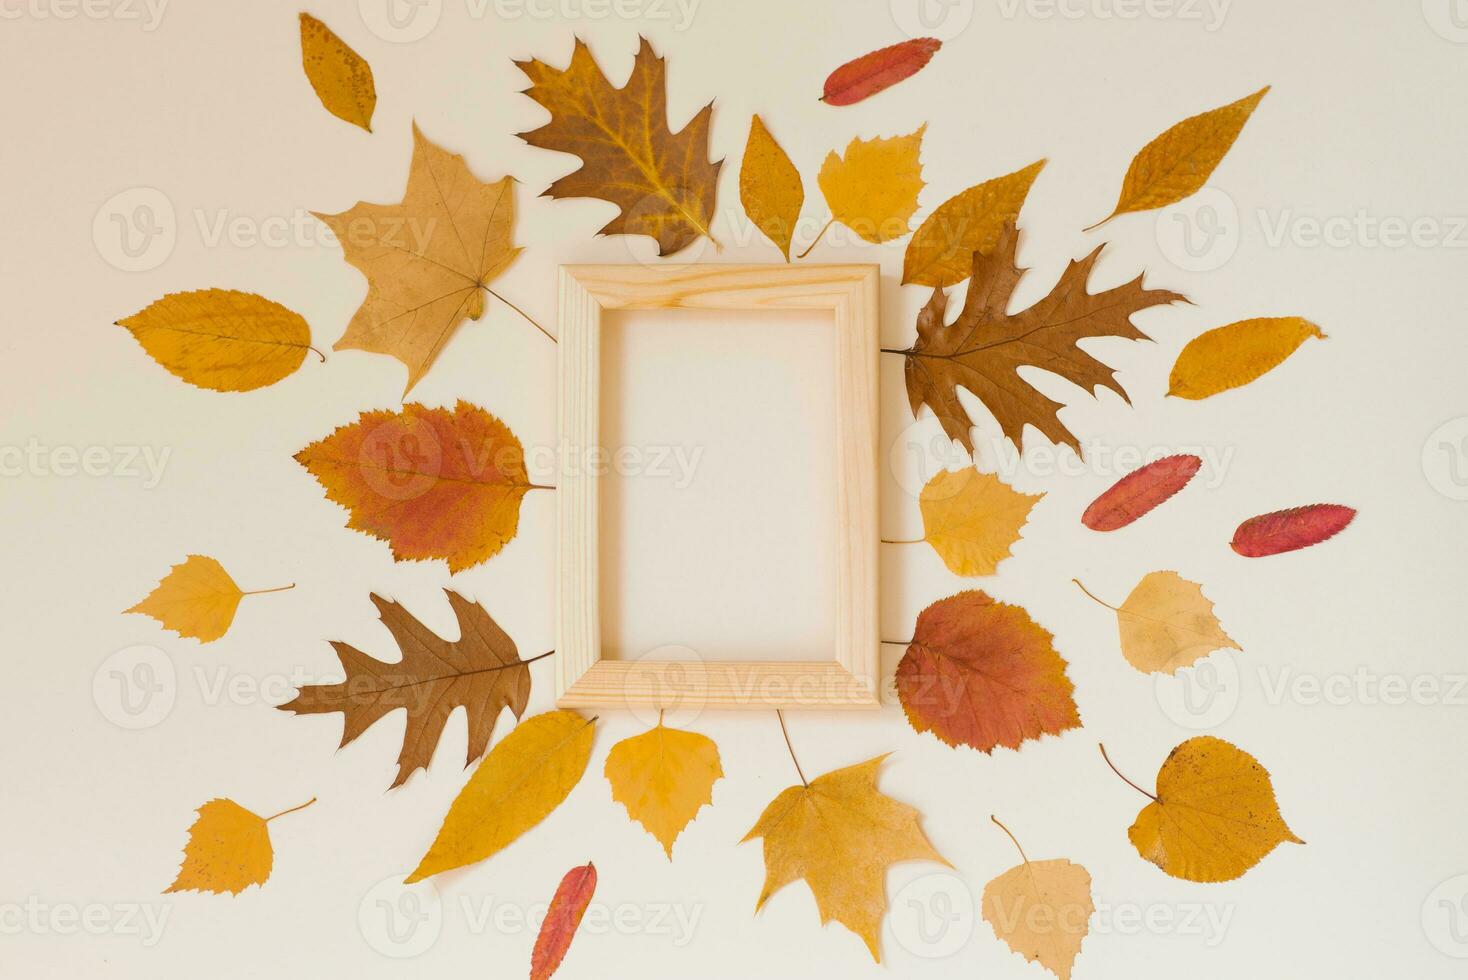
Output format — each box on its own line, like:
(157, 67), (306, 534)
(314, 125), (520, 393)
(1081, 454), (1201, 531)
(1089, 86), (1269, 228)
(903, 160), (1046, 287)
(166, 797), (315, 895)
(1231, 504), (1355, 558)
(739, 115), (804, 261)
(294, 401), (542, 572)
(516, 37), (720, 256)
(126, 555), (292, 643)
(899, 220), (1186, 456)
(1168, 316), (1325, 400)
(816, 126), (925, 245)
(604, 721), (722, 858)
(896, 591), (1080, 752)
(820, 37), (941, 106)
(531, 863), (597, 980)
(1111, 737), (1303, 882)
(982, 818), (1092, 980)
(1076, 572), (1239, 674)
(299, 12), (375, 132)
(742, 755), (947, 962)
(279, 591), (535, 789)
(407, 710), (595, 882)
(116, 289), (315, 392)
(917, 468), (1041, 576)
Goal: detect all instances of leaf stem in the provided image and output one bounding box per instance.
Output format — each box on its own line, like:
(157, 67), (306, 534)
(879, 347), (912, 356)
(990, 814), (1030, 867)
(776, 710), (808, 788)
(795, 218), (833, 259)
(264, 797), (317, 823)
(522, 650), (555, 665)
(487, 288), (556, 343)
(881, 537), (924, 545)
(881, 638), (913, 646)
(307, 345), (326, 363)
(1081, 215), (1114, 234)
(242, 583), (295, 597)
(1072, 578), (1117, 612)
(1099, 743), (1157, 802)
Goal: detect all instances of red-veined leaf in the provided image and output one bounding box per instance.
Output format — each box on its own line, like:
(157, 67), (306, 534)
(531, 862), (597, 980)
(1231, 504), (1355, 557)
(1082, 454), (1201, 531)
(821, 37), (941, 106)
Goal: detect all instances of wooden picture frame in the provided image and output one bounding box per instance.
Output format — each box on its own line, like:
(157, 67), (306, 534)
(555, 264), (881, 710)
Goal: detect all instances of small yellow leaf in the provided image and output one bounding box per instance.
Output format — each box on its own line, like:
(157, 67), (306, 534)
(1094, 86), (1268, 226)
(918, 468), (1041, 577)
(982, 821), (1092, 980)
(903, 159), (1045, 287)
(1168, 316), (1325, 400)
(817, 126), (925, 245)
(1111, 571), (1239, 674)
(299, 12), (376, 132)
(604, 722), (723, 858)
(1125, 736), (1303, 882)
(408, 710), (595, 882)
(739, 115), (804, 261)
(126, 555), (292, 643)
(742, 755), (947, 962)
(166, 797), (314, 895)
(116, 289), (314, 392)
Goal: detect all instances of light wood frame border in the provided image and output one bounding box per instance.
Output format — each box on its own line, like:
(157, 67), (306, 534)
(555, 264), (880, 709)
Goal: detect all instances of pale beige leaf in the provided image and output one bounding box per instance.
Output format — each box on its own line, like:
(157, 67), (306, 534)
(1116, 571), (1239, 674)
(982, 858), (1093, 980)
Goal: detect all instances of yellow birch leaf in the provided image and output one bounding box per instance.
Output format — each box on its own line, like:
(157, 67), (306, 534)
(742, 754), (948, 962)
(166, 797), (315, 895)
(902, 159), (1046, 287)
(407, 710), (595, 882)
(126, 555), (293, 643)
(917, 468), (1041, 577)
(1095, 571), (1240, 674)
(604, 721), (723, 858)
(982, 818), (1092, 980)
(739, 115), (804, 261)
(116, 289), (315, 392)
(299, 12), (376, 132)
(1168, 316), (1325, 400)
(1092, 86), (1268, 227)
(816, 126), (925, 245)
(1120, 736), (1303, 883)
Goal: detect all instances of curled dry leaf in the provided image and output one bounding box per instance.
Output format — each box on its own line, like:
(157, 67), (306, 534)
(816, 126), (925, 245)
(1081, 454), (1201, 531)
(917, 468), (1041, 576)
(902, 160), (1046, 288)
(279, 591), (533, 789)
(294, 401), (541, 573)
(982, 818), (1092, 980)
(166, 797), (315, 895)
(1168, 316), (1325, 400)
(531, 863), (597, 980)
(116, 289), (314, 392)
(1077, 572), (1239, 675)
(516, 37), (721, 256)
(820, 37), (941, 106)
(896, 591), (1080, 753)
(604, 721), (723, 858)
(126, 554), (291, 643)
(408, 710), (595, 882)
(742, 755), (948, 962)
(299, 12), (375, 132)
(1231, 504), (1355, 557)
(738, 115), (804, 261)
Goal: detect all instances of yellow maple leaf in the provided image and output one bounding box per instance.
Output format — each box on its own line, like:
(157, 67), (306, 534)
(742, 754), (947, 962)
(314, 124), (521, 394)
(982, 817), (1092, 980)
(299, 12), (375, 132)
(408, 710), (595, 882)
(166, 797), (315, 895)
(738, 115), (804, 261)
(1076, 572), (1239, 674)
(126, 555), (293, 643)
(604, 721), (722, 858)
(815, 126), (925, 247)
(1168, 316), (1325, 400)
(916, 468), (1041, 577)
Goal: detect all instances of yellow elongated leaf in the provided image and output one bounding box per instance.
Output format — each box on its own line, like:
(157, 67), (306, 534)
(982, 819), (1092, 980)
(116, 289), (314, 392)
(917, 468), (1041, 576)
(166, 797), (314, 895)
(604, 722), (723, 858)
(1092, 86), (1268, 227)
(299, 13), (376, 132)
(739, 115), (804, 260)
(126, 555), (292, 643)
(903, 159), (1045, 287)
(1168, 316), (1324, 399)
(407, 710), (595, 882)
(816, 126), (925, 245)
(1081, 571), (1239, 674)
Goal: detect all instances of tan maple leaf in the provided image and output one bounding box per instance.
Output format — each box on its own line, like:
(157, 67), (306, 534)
(896, 220), (1187, 457)
(314, 124), (521, 394)
(515, 36), (721, 256)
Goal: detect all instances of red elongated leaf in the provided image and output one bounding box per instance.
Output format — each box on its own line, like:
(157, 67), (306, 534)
(896, 591), (1080, 752)
(1082, 454), (1201, 531)
(1231, 504), (1355, 557)
(531, 863), (597, 980)
(821, 37), (941, 106)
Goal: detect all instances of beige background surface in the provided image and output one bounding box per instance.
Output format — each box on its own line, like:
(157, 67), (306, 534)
(4, 0), (1468, 976)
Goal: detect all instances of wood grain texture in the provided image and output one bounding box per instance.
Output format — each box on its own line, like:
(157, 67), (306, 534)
(557, 264), (880, 709)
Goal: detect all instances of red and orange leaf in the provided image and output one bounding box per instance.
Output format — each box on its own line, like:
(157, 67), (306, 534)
(1231, 504), (1355, 557)
(294, 401), (540, 572)
(1082, 454), (1201, 531)
(821, 37), (941, 106)
(896, 591), (1080, 752)
(531, 863), (597, 980)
